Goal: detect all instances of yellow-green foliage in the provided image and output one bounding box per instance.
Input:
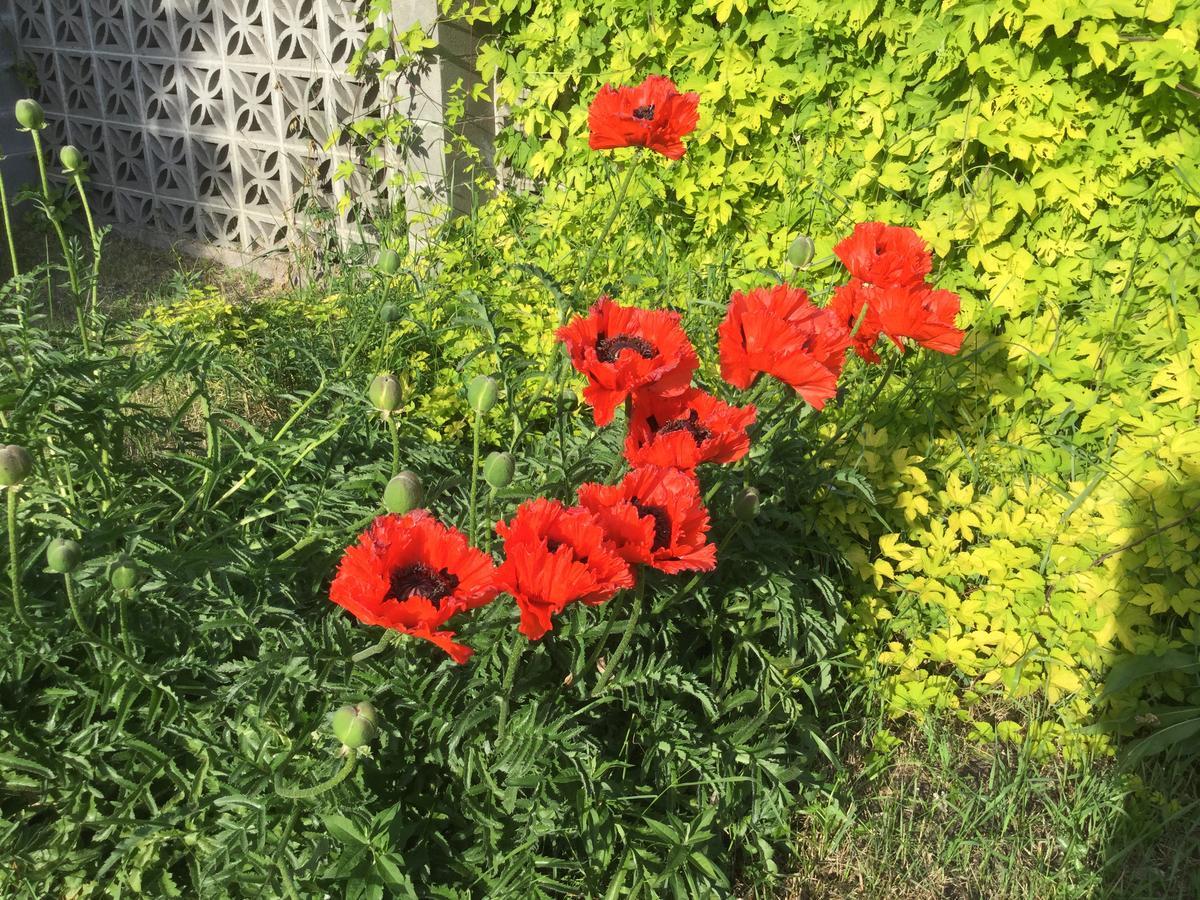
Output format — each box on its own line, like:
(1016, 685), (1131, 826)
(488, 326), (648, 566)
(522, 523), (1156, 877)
(449, 0), (1200, 749)
(143, 285), (349, 348)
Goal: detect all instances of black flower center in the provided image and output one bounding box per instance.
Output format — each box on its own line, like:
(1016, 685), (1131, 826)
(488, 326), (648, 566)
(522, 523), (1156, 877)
(389, 562), (460, 605)
(632, 104), (655, 121)
(547, 537), (587, 565)
(595, 333), (657, 363)
(654, 409), (712, 445)
(631, 499), (672, 551)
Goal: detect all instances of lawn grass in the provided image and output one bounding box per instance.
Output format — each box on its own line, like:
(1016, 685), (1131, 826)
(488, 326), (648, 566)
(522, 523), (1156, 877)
(785, 709), (1200, 899)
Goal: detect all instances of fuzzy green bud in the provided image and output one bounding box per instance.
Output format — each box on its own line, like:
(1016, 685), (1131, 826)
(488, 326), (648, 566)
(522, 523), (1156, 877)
(15, 99), (46, 131)
(47, 538), (82, 574)
(383, 470), (423, 514)
(375, 248), (401, 276)
(368, 374), (402, 413)
(466, 375), (498, 415)
(787, 234), (816, 269)
(109, 555), (141, 592)
(60, 144), (86, 174)
(733, 487), (761, 522)
(0, 444), (33, 487)
(331, 702), (377, 749)
(483, 452), (515, 490)
(379, 302), (401, 323)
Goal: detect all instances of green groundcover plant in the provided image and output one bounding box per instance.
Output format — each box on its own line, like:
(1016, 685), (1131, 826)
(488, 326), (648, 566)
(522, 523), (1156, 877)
(1, 79), (964, 897)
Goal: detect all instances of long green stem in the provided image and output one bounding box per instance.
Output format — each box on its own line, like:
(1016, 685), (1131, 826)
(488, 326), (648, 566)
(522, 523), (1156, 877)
(592, 577), (646, 696)
(30, 131), (88, 352)
(117, 589), (134, 655)
(468, 408), (482, 541)
(7, 488), (29, 628)
(572, 162), (638, 307)
(496, 636), (525, 741)
(388, 416), (400, 479)
(0, 169), (18, 279)
(72, 174), (101, 321)
(810, 351), (900, 462)
(65, 575), (91, 636)
(274, 749), (358, 800)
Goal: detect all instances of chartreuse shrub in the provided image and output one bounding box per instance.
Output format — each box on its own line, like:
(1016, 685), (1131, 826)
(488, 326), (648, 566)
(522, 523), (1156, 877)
(438, 0), (1200, 753)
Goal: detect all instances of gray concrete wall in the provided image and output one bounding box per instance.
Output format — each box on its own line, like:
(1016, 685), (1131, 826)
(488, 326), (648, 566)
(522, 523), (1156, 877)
(2, 0), (497, 273)
(1, 8), (36, 215)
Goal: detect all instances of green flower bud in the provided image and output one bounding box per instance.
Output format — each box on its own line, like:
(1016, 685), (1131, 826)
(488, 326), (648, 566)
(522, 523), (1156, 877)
(787, 234), (816, 269)
(483, 452), (515, 490)
(60, 144), (86, 174)
(733, 487), (760, 522)
(0, 444), (33, 487)
(109, 555), (141, 593)
(383, 470), (423, 514)
(466, 375), (498, 415)
(15, 99), (46, 131)
(376, 248), (401, 276)
(331, 702), (377, 749)
(47, 538), (82, 574)
(379, 302), (401, 323)
(368, 374), (402, 412)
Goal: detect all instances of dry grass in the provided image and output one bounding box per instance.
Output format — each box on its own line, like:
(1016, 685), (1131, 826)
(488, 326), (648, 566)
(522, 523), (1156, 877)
(782, 720), (1200, 900)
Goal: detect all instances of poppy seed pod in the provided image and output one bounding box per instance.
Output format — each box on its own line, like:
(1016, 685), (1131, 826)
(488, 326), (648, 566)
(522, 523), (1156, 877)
(375, 248), (401, 276)
(47, 538), (82, 574)
(0, 444), (33, 487)
(483, 452), (515, 490)
(60, 145), (86, 174)
(368, 374), (402, 412)
(787, 234), (816, 269)
(733, 487), (761, 522)
(109, 555), (141, 592)
(383, 470), (423, 514)
(379, 302), (401, 323)
(14, 99), (46, 131)
(466, 375), (498, 415)
(331, 702), (377, 749)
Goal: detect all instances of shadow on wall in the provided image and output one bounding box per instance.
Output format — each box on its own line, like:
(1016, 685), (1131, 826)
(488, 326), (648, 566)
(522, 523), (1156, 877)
(1, 0), (497, 280)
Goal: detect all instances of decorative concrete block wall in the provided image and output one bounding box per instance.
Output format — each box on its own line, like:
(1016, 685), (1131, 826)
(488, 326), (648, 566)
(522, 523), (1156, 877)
(1, 0), (494, 266)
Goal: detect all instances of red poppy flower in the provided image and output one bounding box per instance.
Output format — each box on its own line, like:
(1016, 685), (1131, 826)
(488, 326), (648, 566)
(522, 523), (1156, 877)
(624, 388), (756, 469)
(830, 279), (885, 363)
(330, 511), (499, 664)
(588, 75), (700, 160)
(496, 498), (634, 640)
(557, 297), (700, 426)
(577, 465), (717, 575)
(873, 284), (965, 355)
(718, 284), (851, 410)
(833, 222), (932, 288)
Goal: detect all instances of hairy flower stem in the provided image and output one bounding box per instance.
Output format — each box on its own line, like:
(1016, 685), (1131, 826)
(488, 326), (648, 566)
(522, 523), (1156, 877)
(591, 577), (646, 696)
(573, 162), (638, 307)
(72, 173), (102, 322)
(64, 575), (90, 636)
(0, 169), (18, 279)
(496, 637), (525, 741)
(274, 749), (358, 800)
(30, 131), (88, 352)
(468, 408), (482, 542)
(810, 351), (900, 462)
(388, 415), (400, 480)
(117, 589), (134, 656)
(7, 488), (29, 628)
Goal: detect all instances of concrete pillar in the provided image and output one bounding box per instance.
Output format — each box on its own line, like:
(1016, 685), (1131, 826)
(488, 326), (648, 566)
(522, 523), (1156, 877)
(391, 0), (496, 242)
